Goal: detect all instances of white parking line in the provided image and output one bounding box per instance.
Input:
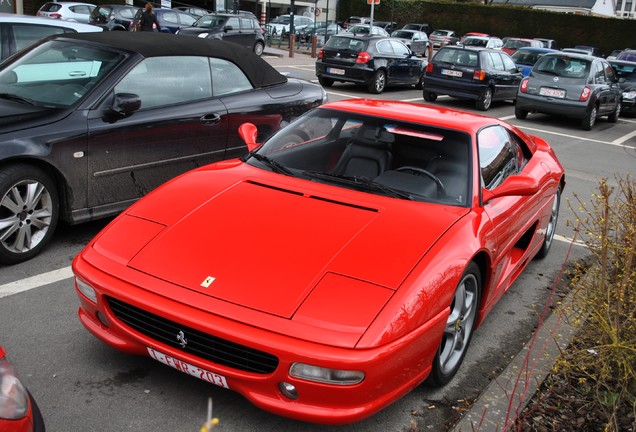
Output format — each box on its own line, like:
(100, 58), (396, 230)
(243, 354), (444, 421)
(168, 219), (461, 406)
(0, 266), (73, 299)
(508, 124), (636, 150)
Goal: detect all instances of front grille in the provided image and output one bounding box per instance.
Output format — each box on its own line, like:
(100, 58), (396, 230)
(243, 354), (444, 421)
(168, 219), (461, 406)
(107, 297), (279, 374)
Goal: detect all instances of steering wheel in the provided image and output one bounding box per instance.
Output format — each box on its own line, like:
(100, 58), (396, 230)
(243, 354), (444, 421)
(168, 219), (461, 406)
(396, 166), (446, 196)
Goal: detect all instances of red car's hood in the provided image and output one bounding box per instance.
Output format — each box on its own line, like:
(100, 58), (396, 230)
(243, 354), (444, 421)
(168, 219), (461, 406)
(123, 171), (467, 319)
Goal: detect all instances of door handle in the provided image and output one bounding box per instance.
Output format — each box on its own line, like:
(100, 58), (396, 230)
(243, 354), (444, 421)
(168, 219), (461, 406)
(201, 113), (221, 125)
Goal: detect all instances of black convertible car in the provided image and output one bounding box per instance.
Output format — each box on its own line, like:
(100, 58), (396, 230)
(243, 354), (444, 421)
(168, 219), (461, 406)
(0, 32), (326, 264)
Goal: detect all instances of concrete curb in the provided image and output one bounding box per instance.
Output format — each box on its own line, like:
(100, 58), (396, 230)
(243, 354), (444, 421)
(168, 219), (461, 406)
(452, 287), (579, 431)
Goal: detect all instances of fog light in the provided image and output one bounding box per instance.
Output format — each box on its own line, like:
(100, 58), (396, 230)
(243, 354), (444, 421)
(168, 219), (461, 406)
(75, 277), (97, 303)
(96, 311), (109, 328)
(289, 363), (365, 385)
(278, 382), (298, 400)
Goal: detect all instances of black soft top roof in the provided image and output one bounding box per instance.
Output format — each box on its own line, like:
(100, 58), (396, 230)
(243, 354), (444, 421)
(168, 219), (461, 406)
(50, 31), (286, 88)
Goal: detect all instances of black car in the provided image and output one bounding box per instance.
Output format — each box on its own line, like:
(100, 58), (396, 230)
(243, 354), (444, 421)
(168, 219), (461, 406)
(176, 13), (265, 56)
(89, 4), (140, 31)
(515, 52), (622, 130)
(609, 59), (636, 116)
(316, 34), (426, 94)
(422, 46), (522, 110)
(0, 32), (326, 264)
(402, 23), (432, 35)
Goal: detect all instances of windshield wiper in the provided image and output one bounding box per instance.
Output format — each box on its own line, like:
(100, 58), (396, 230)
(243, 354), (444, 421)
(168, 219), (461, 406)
(249, 152), (295, 176)
(0, 93), (36, 106)
(303, 171), (414, 200)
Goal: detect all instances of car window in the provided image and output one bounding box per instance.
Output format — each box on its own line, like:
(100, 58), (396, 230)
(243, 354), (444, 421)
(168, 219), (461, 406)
(161, 11), (180, 24)
(241, 17), (254, 29)
(11, 24), (69, 52)
(70, 5), (92, 15)
(478, 126), (528, 190)
(226, 16), (240, 28)
(115, 56), (212, 110)
(603, 61), (616, 82)
(121, 8), (136, 19)
(376, 40), (394, 55)
(210, 58), (252, 96)
(593, 61), (605, 83)
(2, 40), (124, 107)
(488, 52), (504, 71)
(178, 12), (197, 26)
(501, 54), (517, 72)
(390, 40), (410, 56)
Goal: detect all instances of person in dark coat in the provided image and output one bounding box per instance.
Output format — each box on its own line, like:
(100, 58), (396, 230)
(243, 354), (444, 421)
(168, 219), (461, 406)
(138, 2), (160, 32)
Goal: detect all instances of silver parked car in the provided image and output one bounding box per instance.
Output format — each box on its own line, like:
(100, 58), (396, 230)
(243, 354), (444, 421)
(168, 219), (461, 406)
(515, 52), (622, 130)
(37, 1), (96, 23)
(390, 29), (429, 56)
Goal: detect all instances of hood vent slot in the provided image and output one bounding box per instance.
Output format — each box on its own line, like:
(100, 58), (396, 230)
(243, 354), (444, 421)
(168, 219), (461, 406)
(246, 180), (378, 212)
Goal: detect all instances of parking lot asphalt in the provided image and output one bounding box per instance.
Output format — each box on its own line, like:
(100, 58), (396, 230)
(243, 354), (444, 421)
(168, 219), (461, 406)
(259, 46), (583, 430)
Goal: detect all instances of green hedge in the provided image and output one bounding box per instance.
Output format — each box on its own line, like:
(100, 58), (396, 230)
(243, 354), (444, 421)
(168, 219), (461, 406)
(338, 0), (636, 56)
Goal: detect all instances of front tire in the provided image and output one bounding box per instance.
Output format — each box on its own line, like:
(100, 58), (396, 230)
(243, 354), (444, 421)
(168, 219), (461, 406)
(428, 262), (481, 387)
(368, 70), (386, 94)
(0, 165), (59, 264)
(253, 41), (264, 56)
(535, 185), (561, 259)
(476, 88), (493, 111)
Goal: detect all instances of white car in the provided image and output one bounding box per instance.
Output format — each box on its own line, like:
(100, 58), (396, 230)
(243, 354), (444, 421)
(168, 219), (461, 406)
(347, 24), (389, 36)
(0, 14), (102, 61)
(461, 35), (504, 50)
(267, 14), (313, 37)
(37, 1), (96, 24)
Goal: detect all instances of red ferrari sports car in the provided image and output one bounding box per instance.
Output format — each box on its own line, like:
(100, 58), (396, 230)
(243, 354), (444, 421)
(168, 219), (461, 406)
(0, 345), (45, 432)
(73, 99), (565, 424)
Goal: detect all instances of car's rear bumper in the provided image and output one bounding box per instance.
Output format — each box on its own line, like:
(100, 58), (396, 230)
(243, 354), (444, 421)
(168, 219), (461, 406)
(516, 93), (589, 118)
(423, 75), (485, 100)
(315, 61), (374, 85)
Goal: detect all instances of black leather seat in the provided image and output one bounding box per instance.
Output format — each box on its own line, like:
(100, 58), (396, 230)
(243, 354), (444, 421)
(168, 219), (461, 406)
(426, 157), (468, 203)
(331, 125), (394, 179)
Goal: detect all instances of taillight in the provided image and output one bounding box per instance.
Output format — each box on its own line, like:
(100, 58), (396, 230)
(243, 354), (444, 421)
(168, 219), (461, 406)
(50, 13), (62, 19)
(472, 70), (486, 81)
(579, 86), (591, 102)
(356, 52), (371, 64)
(318, 49), (324, 60)
(426, 62), (434, 73)
(520, 78), (529, 93)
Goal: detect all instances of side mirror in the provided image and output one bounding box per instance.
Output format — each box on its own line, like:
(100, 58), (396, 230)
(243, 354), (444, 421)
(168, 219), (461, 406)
(107, 93), (141, 117)
(238, 122), (259, 152)
(224, 25), (233, 32)
(482, 174), (540, 204)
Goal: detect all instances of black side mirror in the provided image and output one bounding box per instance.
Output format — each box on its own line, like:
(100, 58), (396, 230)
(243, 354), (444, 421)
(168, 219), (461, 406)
(108, 92), (141, 117)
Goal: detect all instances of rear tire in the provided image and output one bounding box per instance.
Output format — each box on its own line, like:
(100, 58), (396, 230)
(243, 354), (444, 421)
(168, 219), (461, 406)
(428, 262), (481, 387)
(515, 105), (528, 120)
(476, 88), (493, 111)
(423, 90), (437, 102)
(581, 105), (598, 130)
(608, 101), (621, 123)
(318, 76), (334, 87)
(535, 185), (561, 259)
(368, 70), (386, 94)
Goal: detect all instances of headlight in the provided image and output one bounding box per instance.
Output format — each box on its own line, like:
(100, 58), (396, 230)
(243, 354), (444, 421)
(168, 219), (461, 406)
(0, 355), (29, 420)
(197, 32), (209, 38)
(622, 90), (636, 100)
(289, 363), (364, 385)
(75, 277), (97, 303)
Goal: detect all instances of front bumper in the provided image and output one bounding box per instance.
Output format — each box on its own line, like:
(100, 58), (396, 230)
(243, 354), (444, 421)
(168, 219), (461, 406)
(73, 249), (446, 424)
